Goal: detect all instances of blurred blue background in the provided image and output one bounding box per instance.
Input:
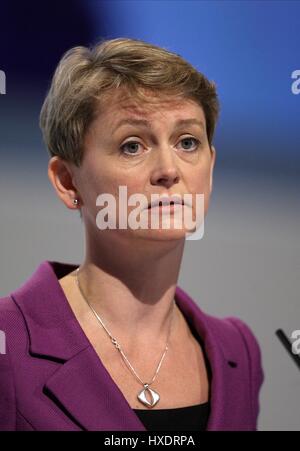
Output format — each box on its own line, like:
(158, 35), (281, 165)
(0, 0), (299, 430)
(1, 0), (299, 172)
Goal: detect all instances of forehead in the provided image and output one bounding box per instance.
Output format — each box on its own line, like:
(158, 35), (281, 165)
(98, 89), (206, 126)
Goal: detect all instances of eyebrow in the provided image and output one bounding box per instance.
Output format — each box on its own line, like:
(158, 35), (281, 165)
(112, 118), (205, 134)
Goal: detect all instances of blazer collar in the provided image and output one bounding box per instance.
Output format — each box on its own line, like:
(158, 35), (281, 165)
(10, 260), (239, 431)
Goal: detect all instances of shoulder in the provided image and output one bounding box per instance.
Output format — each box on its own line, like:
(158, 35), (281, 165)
(202, 310), (264, 423)
(178, 286), (263, 375)
(0, 294), (29, 367)
(198, 308), (264, 427)
(207, 312), (263, 364)
(224, 316), (263, 363)
(177, 286), (263, 368)
(0, 295), (25, 430)
(225, 316), (264, 427)
(201, 310), (264, 386)
(0, 294), (27, 342)
(177, 287), (264, 420)
(224, 315), (265, 388)
(0, 294), (29, 375)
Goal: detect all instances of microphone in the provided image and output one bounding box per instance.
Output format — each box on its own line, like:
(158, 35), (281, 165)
(275, 328), (300, 370)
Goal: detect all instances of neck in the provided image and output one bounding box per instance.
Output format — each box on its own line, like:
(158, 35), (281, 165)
(73, 233), (186, 346)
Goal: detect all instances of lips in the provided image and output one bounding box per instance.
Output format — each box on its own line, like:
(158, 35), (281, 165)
(147, 195), (184, 209)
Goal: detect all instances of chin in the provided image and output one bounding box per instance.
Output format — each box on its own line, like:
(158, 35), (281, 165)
(134, 227), (189, 242)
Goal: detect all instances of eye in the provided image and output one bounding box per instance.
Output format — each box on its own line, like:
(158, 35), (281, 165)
(176, 137), (200, 152)
(119, 140), (144, 156)
(119, 136), (201, 157)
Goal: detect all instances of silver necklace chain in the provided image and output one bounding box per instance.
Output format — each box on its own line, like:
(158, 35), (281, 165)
(75, 267), (176, 408)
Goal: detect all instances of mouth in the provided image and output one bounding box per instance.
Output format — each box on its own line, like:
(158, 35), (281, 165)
(147, 195), (184, 209)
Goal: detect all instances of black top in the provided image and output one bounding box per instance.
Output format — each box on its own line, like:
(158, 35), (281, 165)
(133, 401), (210, 431)
(132, 322), (212, 431)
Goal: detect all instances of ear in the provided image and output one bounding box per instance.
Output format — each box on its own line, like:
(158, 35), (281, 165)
(209, 145), (216, 193)
(47, 156), (80, 210)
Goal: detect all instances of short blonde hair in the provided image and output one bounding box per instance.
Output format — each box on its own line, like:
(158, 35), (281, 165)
(40, 37), (220, 167)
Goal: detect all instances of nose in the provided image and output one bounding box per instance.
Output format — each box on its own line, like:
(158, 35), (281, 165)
(150, 145), (180, 189)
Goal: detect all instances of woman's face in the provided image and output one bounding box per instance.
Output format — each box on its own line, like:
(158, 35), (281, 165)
(71, 90), (216, 244)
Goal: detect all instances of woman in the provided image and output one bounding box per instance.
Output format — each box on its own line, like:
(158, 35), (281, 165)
(0, 37), (264, 431)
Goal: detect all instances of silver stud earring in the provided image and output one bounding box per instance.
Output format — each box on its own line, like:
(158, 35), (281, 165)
(73, 198), (79, 206)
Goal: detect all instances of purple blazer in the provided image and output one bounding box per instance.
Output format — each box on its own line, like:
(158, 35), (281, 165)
(0, 260), (264, 431)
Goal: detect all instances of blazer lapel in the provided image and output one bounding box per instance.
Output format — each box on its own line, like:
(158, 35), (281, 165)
(11, 260), (146, 431)
(174, 286), (242, 431)
(44, 345), (147, 431)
